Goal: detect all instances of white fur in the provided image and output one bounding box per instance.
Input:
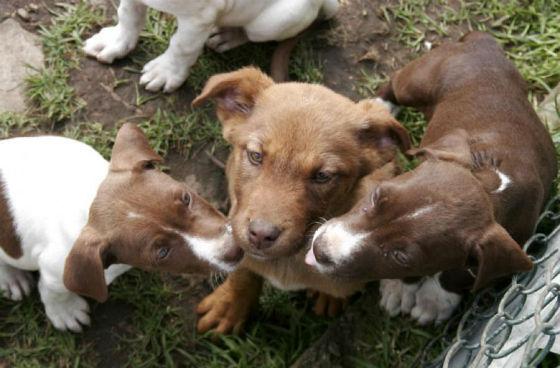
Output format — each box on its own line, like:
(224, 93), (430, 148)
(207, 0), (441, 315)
(380, 275), (462, 325)
(0, 137), (131, 332)
(0, 136), (236, 331)
(410, 273), (462, 325)
(404, 205), (436, 220)
(83, 0), (339, 92)
(379, 279), (420, 316)
(307, 220), (367, 272)
(181, 231), (235, 273)
(374, 97), (401, 117)
(493, 168), (512, 193)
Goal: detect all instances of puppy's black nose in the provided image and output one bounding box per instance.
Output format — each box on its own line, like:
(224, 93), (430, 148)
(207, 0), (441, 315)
(248, 219), (281, 250)
(223, 244), (244, 264)
(313, 234), (334, 266)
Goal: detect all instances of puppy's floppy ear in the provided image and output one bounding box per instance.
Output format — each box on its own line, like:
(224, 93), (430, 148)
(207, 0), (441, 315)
(407, 128), (471, 166)
(110, 123), (163, 172)
(191, 67), (274, 123)
(470, 223), (533, 291)
(356, 99), (411, 152)
(63, 227), (112, 302)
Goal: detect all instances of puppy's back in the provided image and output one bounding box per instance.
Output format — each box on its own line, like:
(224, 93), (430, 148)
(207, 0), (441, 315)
(0, 136), (108, 263)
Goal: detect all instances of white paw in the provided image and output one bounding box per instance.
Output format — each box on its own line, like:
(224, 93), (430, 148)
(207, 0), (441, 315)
(410, 275), (461, 325)
(0, 265), (33, 301)
(139, 53), (188, 93)
(44, 293), (91, 333)
(379, 279), (420, 316)
(83, 26), (138, 64)
(206, 27), (248, 53)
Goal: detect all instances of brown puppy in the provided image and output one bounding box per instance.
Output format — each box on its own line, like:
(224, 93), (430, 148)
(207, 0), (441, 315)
(0, 123), (242, 332)
(192, 67), (410, 333)
(306, 32), (557, 325)
(64, 123), (244, 303)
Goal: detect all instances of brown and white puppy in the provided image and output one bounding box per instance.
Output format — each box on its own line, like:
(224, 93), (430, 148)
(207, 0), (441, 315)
(191, 67), (410, 334)
(0, 123), (242, 332)
(306, 32), (558, 324)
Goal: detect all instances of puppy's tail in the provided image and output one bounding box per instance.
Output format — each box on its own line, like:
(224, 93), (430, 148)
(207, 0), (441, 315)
(270, 36), (300, 82)
(270, 1), (339, 82)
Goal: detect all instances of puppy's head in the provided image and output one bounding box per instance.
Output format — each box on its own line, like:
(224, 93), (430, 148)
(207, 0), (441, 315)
(63, 124), (243, 302)
(307, 131), (532, 290)
(193, 68), (410, 260)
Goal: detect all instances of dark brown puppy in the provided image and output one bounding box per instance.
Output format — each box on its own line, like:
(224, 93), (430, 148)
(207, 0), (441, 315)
(307, 32), (557, 324)
(192, 67), (410, 334)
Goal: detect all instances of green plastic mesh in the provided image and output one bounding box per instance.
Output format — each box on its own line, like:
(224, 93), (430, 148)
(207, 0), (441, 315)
(427, 197), (560, 367)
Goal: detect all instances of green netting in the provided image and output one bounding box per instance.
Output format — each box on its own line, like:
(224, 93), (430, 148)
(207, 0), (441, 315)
(427, 197), (560, 367)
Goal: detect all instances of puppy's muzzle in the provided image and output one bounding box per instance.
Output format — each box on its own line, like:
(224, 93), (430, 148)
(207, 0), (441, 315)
(306, 232), (334, 267)
(248, 219), (282, 250)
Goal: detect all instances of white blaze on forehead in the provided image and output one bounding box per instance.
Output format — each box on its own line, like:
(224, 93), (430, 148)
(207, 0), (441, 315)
(493, 169), (512, 193)
(127, 211), (144, 220)
(404, 205), (436, 220)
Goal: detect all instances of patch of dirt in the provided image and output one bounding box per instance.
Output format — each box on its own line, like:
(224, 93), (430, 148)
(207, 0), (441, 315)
(0, 0), (56, 32)
(83, 299), (136, 368)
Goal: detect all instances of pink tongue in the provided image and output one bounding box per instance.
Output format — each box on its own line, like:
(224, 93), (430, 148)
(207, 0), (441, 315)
(305, 247), (318, 267)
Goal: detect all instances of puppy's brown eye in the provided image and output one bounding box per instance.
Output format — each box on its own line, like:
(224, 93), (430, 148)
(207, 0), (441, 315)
(313, 171), (333, 184)
(157, 247), (170, 260)
(247, 150), (263, 165)
(181, 192), (191, 207)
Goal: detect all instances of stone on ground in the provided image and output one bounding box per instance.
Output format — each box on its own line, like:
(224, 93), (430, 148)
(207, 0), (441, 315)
(0, 18), (44, 113)
(538, 83), (560, 130)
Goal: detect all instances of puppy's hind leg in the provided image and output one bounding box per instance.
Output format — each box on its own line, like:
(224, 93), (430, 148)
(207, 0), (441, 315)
(0, 260), (33, 301)
(243, 0), (321, 42)
(83, 0), (146, 63)
(140, 17), (214, 92)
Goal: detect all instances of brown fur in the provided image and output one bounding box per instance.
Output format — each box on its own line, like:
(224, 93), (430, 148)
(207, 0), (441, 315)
(63, 123), (242, 302)
(192, 67), (409, 333)
(312, 32), (557, 291)
(0, 173), (22, 259)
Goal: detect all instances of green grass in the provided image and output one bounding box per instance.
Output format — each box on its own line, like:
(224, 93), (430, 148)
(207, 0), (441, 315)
(26, 2), (104, 124)
(1, 0), (560, 367)
(383, 0), (560, 97)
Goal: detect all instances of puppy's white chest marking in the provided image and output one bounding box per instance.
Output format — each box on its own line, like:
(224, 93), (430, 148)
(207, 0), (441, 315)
(493, 169), (512, 193)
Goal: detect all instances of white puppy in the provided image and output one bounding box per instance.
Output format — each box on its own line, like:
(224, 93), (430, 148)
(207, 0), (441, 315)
(0, 124), (241, 332)
(83, 0), (339, 92)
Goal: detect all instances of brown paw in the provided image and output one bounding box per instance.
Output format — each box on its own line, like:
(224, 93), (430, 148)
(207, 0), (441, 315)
(196, 270), (262, 336)
(307, 289), (348, 317)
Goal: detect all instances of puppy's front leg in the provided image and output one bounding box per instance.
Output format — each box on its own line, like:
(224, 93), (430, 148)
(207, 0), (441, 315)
(140, 18), (213, 92)
(0, 261), (34, 301)
(196, 268), (263, 335)
(38, 277), (91, 332)
(379, 278), (421, 317)
(410, 273), (462, 325)
(83, 0), (146, 63)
